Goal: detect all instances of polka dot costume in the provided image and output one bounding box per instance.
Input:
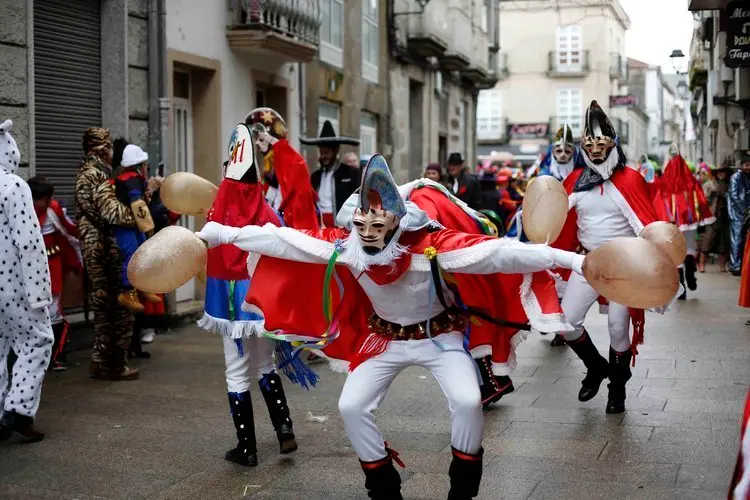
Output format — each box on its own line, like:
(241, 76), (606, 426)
(0, 119), (54, 419)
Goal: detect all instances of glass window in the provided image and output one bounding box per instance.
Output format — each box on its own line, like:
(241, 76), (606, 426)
(476, 89), (504, 141)
(360, 111), (378, 156)
(556, 25), (582, 71)
(320, 0), (344, 67)
(362, 0), (379, 83)
(556, 89), (583, 137)
(318, 101), (341, 137)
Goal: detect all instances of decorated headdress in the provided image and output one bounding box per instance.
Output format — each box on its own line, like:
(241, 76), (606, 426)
(224, 123), (260, 183)
(575, 100), (625, 191)
(551, 123), (575, 164)
(668, 142), (680, 158)
(554, 124), (574, 146)
(358, 154), (406, 219)
(300, 120), (360, 147)
(244, 107), (287, 174)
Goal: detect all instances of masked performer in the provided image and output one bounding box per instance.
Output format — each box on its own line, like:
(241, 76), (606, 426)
(552, 101), (664, 414)
(197, 108), (318, 467)
(196, 154), (586, 499)
(538, 124), (586, 181)
(0, 120), (54, 442)
(652, 143), (714, 297)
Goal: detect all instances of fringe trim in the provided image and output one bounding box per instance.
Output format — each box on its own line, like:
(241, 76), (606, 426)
(519, 273), (572, 333)
(676, 216), (715, 232)
(197, 312), (267, 339)
(348, 333), (391, 372)
(273, 341), (319, 390)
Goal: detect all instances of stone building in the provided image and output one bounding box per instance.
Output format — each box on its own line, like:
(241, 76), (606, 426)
(0, 0), (157, 208)
(475, 0), (630, 165)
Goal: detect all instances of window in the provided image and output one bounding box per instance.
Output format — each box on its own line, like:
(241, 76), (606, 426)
(320, 0), (344, 68)
(556, 25), (582, 71)
(362, 0), (379, 83)
(360, 112), (378, 156)
(476, 89), (504, 141)
(457, 100), (467, 160)
(318, 101), (341, 136)
(556, 89), (583, 137)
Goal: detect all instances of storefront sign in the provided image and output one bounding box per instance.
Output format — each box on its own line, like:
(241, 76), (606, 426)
(507, 122), (549, 139)
(726, 1), (750, 68)
(610, 95), (638, 107)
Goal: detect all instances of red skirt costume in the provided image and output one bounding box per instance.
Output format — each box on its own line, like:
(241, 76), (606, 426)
(729, 390), (750, 498)
(652, 154), (714, 231)
(38, 200), (82, 301)
(739, 233), (750, 308)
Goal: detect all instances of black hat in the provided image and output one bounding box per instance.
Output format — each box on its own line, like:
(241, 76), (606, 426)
(447, 152), (464, 165)
(583, 100), (616, 139)
(300, 120), (360, 147)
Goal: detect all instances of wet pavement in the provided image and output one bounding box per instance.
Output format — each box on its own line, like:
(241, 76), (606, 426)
(0, 265), (747, 499)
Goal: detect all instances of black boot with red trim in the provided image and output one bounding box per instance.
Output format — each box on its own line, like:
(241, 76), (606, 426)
(605, 347), (632, 414)
(476, 355), (514, 409)
(447, 447), (483, 499)
(566, 330), (609, 402)
(360, 444), (404, 500)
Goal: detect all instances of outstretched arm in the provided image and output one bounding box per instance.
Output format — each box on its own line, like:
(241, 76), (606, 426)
(197, 221), (336, 264)
(433, 231), (584, 275)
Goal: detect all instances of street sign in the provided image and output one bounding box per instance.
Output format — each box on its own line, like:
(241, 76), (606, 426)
(725, 1), (750, 68)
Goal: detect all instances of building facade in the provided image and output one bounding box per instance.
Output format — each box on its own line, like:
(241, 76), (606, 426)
(0, 0), (157, 205)
(475, 0), (630, 164)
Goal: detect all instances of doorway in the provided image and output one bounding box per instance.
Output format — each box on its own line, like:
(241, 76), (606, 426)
(409, 80), (424, 179)
(172, 72), (195, 303)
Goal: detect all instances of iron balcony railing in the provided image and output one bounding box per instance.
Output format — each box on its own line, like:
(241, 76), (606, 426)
(547, 50), (590, 75)
(231, 0), (321, 46)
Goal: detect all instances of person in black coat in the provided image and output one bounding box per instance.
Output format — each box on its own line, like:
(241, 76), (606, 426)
(446, 152), (482, 210)
(303, 120), (361, 227)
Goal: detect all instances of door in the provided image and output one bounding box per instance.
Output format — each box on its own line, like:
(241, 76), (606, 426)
(173, 95), (195, 303)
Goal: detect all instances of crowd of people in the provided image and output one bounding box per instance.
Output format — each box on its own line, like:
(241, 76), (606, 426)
(0, 100), (748, 499)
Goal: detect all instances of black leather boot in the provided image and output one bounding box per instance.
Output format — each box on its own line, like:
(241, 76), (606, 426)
(360, 453), (403, 500)
(566, 330), (608, 402)
(0, 411), (45, 442)
(225, 392), (258, 466)
(476, 355), (514, 409)
(258, 372), (298, 454)
(550, 333), (567, 347)
(447, 447), (483, 500)
(606, 348), (633, 414)
(684, 255), (698, 291)
(678, 269), (687, 300)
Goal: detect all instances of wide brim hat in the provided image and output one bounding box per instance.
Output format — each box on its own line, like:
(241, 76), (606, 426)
(244, 107), (288, 140)
(300, 120), (360, 147)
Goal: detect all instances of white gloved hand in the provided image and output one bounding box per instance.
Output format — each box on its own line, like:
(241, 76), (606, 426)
(195, 221), (238, 249)
(550, 249), (585, 275)
(571, 254), (585, 275)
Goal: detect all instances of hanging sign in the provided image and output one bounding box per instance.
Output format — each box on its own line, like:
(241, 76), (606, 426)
(726, 1), (750, 68)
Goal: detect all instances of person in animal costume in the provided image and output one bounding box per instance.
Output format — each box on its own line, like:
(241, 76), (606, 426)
(197, 107), (318, 467)
(0, 120), (54, 442)
(196, 154), (588, 499)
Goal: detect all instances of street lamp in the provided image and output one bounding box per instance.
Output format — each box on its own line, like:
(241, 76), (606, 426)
(670, 49), (686, 74)
(677, 79), (689, 99)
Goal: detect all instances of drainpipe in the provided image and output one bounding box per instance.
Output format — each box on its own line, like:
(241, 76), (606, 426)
(158, 0), (169, 175)
(147, 0), (160, 169)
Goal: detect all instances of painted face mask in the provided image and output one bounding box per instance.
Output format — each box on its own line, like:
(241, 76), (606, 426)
(668, 143), (679, 158)
(552, 124), (575, 164)
(580, 100), (617, 166)
(351, 154), (406, 256)
(245, 107), (289, 175)
(352, 193), (400, 255)
(225, 123), (260, 183)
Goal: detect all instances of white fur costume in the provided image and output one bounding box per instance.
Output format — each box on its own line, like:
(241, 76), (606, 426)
(0, 119), (54, 419)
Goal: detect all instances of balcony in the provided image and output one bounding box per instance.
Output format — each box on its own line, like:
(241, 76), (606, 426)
(547, 50), (590, 78)
(610, 53), (628, 81)
(613, 118), (630, 144)
(549, 116), (583, 140)
(406, 3), (449, 58)
(227, 0), (320, 64)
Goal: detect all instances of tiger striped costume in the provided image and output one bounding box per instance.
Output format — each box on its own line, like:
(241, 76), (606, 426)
(75, 128), (138, 380)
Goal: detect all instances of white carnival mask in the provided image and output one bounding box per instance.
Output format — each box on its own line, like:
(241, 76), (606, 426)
(352, 192), (400, 255)
(552, 143), (574, 164)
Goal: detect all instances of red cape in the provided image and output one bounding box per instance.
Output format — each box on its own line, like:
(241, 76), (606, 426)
(246, 187), (567, 374)
(207, 139), (318, 280)
(38, 200), (82, 295)
(652, 155), (714, 231)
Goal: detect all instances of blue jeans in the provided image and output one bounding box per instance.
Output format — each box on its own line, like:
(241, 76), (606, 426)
(113, 227), (146, 289)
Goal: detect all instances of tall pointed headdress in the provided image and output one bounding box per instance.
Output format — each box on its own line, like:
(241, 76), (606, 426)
(358, 154), (407, 219)
(554, 123), (574, 146)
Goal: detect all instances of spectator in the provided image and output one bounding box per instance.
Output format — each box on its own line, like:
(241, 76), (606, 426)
(446, 152), (481, 209)
(75, 128), (139, 381)
(423, 163), (444, 184)
(342, 152), (360, 170)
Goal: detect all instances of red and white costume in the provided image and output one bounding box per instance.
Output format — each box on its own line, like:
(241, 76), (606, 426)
(730, 390), (750, 499)
(197, 155), (585, 499)
(38, 199), (82, 325)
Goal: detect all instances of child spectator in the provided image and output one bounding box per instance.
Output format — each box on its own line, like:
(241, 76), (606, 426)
(28, 176), (82, 371)
(112, 143), (162, 312)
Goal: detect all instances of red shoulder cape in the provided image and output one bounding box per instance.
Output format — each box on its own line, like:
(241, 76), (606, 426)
(652, 155), (714, 231)
(207, 139), (318, 280)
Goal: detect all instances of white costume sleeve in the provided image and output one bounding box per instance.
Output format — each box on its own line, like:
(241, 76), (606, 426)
(197, 221), (334, 264)
(1, 176), (52, 308)
(437, 238), (584, 275)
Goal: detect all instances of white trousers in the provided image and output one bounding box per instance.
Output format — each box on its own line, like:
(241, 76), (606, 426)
(0, 303), (53, 418)
(222, 335), (276, 393)
(338, 332), (483, 462)
(559, 272), (631, 352)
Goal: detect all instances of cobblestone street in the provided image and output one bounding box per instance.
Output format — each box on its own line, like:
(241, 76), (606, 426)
(0, 267), (747, 499)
